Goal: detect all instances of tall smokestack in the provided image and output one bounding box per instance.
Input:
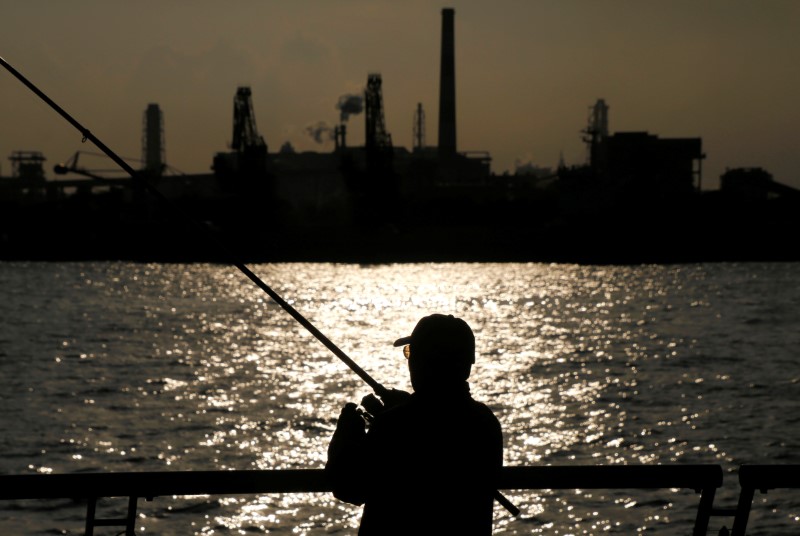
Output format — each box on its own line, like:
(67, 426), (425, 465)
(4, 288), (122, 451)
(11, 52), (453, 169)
(143, 103), (165, 175)
(438, 8), (456, 156)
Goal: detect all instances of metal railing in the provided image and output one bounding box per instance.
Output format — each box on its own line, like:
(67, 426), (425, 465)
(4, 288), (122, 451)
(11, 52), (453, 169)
(731, 464), (800, 536)
(4, 464), (798, 535)
(0, 464), (735, 535)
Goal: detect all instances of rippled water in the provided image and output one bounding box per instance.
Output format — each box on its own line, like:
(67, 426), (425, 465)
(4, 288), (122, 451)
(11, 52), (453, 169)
(0, 262), (798, 535)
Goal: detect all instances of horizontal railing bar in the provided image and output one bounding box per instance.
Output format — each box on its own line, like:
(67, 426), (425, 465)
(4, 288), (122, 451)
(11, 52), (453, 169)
(500, 465), (723, 490)
(739, 464), (800, 490)
(92, 519), (131, 526)
(0, 469), (329, 500)
(0, 465), (723, 501)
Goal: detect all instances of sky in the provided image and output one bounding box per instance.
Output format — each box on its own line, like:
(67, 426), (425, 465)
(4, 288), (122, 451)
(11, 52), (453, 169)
(1, 0), (799, 189)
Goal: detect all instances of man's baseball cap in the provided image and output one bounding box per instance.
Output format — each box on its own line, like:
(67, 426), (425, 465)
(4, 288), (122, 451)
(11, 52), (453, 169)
(393, 314), (475, 364)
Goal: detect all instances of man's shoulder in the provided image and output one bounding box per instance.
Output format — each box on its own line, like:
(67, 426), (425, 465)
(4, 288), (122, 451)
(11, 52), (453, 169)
(467, 398), (502, 430)
(372, 392), (501, 432)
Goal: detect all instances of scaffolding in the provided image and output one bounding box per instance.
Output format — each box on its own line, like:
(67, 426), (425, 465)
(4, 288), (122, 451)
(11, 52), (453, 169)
(9, 151), (46, 182)
(364, 73), (392, 152)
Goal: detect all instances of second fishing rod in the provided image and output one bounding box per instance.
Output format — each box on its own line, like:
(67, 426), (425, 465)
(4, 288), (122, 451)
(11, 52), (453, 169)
(0, 55), (519, 516)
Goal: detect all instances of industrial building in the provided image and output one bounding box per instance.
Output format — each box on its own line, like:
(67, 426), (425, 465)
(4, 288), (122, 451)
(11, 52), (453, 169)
(2, 8), (797, 263)
(582, 99), (704, 196)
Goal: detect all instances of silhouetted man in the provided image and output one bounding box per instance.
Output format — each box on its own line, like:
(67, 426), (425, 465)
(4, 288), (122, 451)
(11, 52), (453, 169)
(326, 314), (503, 535)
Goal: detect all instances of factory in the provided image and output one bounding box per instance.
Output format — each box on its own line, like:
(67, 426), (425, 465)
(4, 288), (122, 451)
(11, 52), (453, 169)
(0, 8), (699, 209)
(1, 8), (797, 263)
(206, 7), (492, 223)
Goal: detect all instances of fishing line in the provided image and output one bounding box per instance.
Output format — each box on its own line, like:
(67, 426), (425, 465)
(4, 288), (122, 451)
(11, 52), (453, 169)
(1, 56), (519, 516)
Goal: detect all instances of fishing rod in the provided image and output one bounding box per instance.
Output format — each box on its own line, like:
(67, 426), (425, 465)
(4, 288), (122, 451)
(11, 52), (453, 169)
(0, 56), (519, 516)
(0, 55), (386, 398)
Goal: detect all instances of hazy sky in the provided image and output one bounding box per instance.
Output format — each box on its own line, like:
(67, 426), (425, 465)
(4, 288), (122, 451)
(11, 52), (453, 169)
(2, 0), (799, 189)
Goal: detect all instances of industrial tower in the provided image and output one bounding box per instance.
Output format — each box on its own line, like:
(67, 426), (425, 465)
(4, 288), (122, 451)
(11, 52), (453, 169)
(212, 86), (268, 180)
(142, 103), (165, 176)
(231, 87), (267, 155)
(413, 102), (426, 152)
(334, 124), (347, 151)
(364, 73), (392, 152)
(583, 99), (609, 166)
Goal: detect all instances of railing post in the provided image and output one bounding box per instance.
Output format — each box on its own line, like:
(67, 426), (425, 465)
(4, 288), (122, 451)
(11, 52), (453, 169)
(85, 497), (97, 536)
(693, 487), (716, 536)
(731, 487), (754, 536)
(125, 496), (138, 536)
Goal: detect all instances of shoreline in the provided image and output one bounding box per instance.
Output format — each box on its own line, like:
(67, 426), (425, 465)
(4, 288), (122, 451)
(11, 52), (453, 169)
(2, 225), (797, 265)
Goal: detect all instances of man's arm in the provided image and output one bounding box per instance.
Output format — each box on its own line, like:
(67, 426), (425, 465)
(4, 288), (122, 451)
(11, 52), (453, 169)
(326, 403), (369, 505)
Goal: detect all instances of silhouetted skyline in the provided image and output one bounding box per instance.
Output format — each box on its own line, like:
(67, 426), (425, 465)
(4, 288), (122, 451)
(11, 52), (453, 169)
(2, 1), (799, 189)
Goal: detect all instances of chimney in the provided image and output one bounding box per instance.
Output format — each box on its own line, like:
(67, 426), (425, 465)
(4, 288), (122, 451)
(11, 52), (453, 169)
(438, 8), (456, 156)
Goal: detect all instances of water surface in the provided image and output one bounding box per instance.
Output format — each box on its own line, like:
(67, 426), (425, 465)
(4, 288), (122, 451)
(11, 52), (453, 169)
(0, 262), (798, 534)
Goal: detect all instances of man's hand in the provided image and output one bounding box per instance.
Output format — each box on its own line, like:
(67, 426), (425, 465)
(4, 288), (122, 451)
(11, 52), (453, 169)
(336, 402), (367, 436)
(360, 388), (411, 418)
(326, 403), (368, 506)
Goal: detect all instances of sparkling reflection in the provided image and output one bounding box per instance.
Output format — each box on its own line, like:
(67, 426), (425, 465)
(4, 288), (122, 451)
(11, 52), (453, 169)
(0, 262), (798, 534)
